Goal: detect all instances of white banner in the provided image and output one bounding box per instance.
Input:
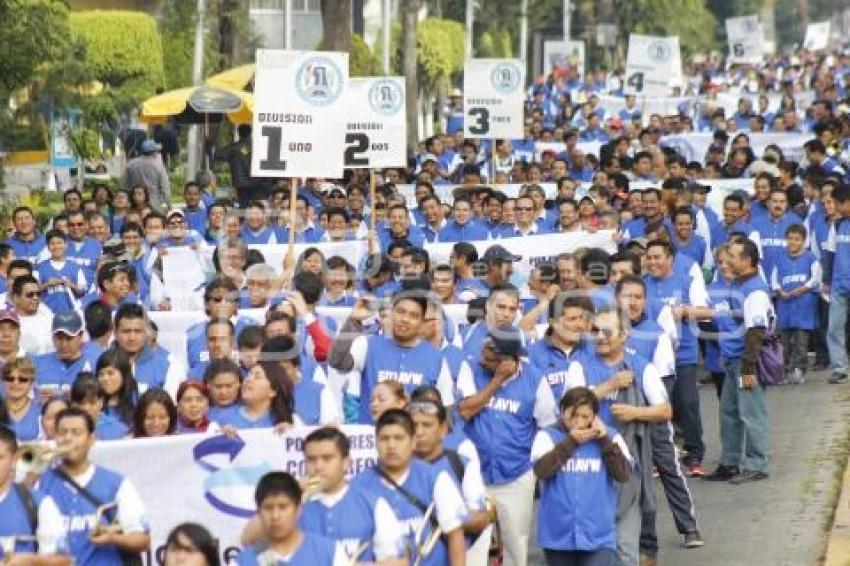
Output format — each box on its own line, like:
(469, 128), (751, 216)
(344, 77), (407, 169)
(91, 427), (377, 564)
(252, 49), (349, 178)
(624, 35), (682, 97)
(659, 131), (812, 165)
(803, 21), (831, 51)
(726, 15), (763, 64)
(463, 59), (525, 140)
(542, 40), (586, 77)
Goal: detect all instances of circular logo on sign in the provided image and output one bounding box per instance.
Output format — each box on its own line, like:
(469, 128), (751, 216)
(489, 62), (522, 94)
(647, 40), (672, 63)
(368, 79), (404, 115)
(295, 56), (344, 107)
(742, 19), (757, 33)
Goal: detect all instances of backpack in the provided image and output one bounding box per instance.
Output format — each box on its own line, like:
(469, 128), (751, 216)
(756, 315), (784, 387)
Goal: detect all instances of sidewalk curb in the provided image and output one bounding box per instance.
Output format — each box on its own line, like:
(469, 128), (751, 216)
(825, 433), (850, 566)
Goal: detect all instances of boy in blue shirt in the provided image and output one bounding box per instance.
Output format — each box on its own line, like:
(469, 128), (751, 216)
(36, 230), (87, 314)
(532, 386), (630, 566)
(772, 224), (821, 384)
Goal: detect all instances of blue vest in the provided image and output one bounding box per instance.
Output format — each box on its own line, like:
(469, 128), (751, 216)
(65, 237), (102, 282)
(625, 315), (666, 371)
(724, 273), (773, 359)
(438, 220), (490, 243)
(184, 207), (207, 235)
(215, 404), (274, 429)
(644, 271), (699, 364)
(35, 354), (93, 391)
(536, 426), (618, 552)
(528, 337), (588, 402)
(751, 213), (797, 281)
(575, 351), (650, 432)
(5, 234), (47, 265)
(294, 376), (324, 425)
(0, 485), (41, 556)
(9, 400), (42, 441)
(209, 403), (241, 424)
(39, 466), (130, 565)
(358, 337), (444, 424)
(830, 218), (850, 293)
(132, 345), (172, 390)
(707, 278), (738, 359)
(673, 235), (706, 266)
(351, 460), (455, 566)
(464, 361), (544, 485)
(774, 251), (818, 330)
(36, 260), (82, 313)
(186, 317), (258, 369)
(237, 532), (337, 565)
(240, 226), (277, 245)
(299, 486), (383, 562)
(95, 413), (130, 440)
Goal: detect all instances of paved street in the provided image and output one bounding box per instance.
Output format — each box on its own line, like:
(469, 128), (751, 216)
(529, 373), (850, 566)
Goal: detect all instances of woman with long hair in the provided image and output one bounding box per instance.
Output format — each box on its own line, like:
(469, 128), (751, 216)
(213, 360), (294, 429)
(96, 348), (138, 429)
(133, 388), (178, 438)
(176, 381), (212, 433)
(163, 523), (221, 566)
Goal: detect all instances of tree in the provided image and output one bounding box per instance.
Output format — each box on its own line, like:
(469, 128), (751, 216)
(0, 0), (71, 102)
(320, 0), (353, 52)
(402, 0), (422, 150)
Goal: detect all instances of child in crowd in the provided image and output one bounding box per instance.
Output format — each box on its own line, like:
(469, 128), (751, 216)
(771, 224), (821, 384)
(204, 359), (243, 423)
(70, 372), (130, 440)
(37, 229), (87, 314)
(532, 386), (630, 566)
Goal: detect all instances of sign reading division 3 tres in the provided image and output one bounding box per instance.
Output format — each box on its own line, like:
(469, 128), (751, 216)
(463, 59), (525, 139)
(251, 49), (349, 178)
(624, 34), (682, 97)
(344, 77), (407, 169)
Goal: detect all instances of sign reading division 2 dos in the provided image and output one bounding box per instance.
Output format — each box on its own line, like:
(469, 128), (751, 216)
(252, 49), (349, 178)
(344, 77), (407, 169)
(463, 59), (524, 140)
(624, 34), (682, 97)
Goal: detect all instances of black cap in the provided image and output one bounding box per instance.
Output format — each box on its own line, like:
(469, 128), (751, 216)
(482, 244), (521, 264)
(483, 325), (526, 358)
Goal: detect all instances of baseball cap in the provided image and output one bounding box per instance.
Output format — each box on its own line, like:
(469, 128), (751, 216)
(421, 153), (439, 164)
(141, 139), (161, 154)
(326, 187), (347, 199)
(167, 208), (186, 220)
(52, 311), (84, 336)
(483, 325), (527, 358)
(0, 310), (19, 326)
(482, 245), (521, 264)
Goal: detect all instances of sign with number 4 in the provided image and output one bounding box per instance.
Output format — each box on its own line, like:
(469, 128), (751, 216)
(463, 59), (524, 140)
(624, 34), (682, 97)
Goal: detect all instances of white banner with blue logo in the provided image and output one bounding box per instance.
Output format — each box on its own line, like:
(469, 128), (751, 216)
(624, 34), (682, 96)
(725, 15), (764, 64)
(463, 59), (525, 140)
(344, 77), (407, 169)
(90, 427), (378, 563)
(251, 49), (349, 178)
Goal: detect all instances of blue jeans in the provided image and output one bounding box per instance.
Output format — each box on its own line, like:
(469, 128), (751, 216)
(720, 358), (768, 472)
(827, 293), (849, 373)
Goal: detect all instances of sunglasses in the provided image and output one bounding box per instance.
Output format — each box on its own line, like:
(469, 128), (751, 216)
(591, 326), (618, 339)
(3, 375), (32, 384)
(24, 291), (40, 299)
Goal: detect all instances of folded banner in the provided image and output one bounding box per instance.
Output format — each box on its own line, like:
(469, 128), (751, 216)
(90, 426), (378, 563)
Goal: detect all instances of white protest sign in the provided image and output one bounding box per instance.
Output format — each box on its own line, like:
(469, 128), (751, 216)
(542, 40), (586, 77)
(463, 59), (525, 140)
(803, 21), (831, 51)
(624, 34), (682, 96)
(252, 49), (349, 178)
(91, 427), (377, 563)
(726, 15), (763, 64)
(344, 77), (407, 169)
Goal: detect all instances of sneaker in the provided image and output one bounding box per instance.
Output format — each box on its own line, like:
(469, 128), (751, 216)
(729, 470), (769, 484)
(686, 459), (705, 477)
(790, 368), (805, 384)
(639, 554), (657, 566)
(828, 372), (848, 384)
(651, 466), (659, 478)
(702, 464), (740, 481)
(683, 530), (705, 548)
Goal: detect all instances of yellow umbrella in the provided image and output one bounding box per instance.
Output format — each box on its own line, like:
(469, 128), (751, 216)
(140, 85), (253, 125)
(205, 63), (255, 92)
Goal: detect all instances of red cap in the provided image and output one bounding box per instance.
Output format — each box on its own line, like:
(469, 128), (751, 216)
(0, 310), (19, 326)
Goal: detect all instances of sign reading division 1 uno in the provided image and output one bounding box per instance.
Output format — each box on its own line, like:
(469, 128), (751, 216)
(624, 34), (682, 97)
(344, 77), (407, 168)
(251, 49), (349, 178)
(463, 59), (524, 140)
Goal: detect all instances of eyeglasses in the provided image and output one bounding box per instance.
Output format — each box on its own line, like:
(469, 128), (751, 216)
(68, 222), (85, 227)
(168, 219), (186, 226)
(3, 375), (32, 384)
